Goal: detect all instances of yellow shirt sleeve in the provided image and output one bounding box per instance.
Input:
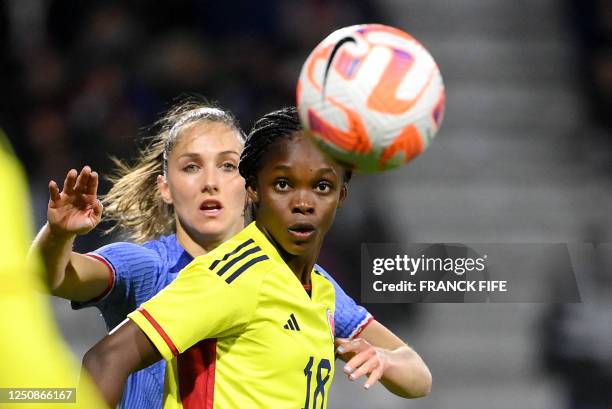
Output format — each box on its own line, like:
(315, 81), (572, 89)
(128, 255), (261, 361)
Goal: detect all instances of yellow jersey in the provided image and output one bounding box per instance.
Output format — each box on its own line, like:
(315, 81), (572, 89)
(129, 222), (337, 409)
(0, 134), (106, 408)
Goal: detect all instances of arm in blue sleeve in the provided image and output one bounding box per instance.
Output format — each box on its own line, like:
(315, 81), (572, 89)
(71, 242), (165, 330)
(314, 264), (373, 339)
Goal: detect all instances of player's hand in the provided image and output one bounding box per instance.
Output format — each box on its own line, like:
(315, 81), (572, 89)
(335, 337), (390, 389)
(47, 166), (103, 236)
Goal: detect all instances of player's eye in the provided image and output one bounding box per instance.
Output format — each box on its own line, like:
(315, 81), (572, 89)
(183, 164), (200, 173)
(274, 179), (291, 191)
(221, 161), (237, 171)
(315, 181), (332, 193)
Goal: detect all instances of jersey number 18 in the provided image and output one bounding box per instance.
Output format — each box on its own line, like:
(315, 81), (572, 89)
(302, 356), (331, 409)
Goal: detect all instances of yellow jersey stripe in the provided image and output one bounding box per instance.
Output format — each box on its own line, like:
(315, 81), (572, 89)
(225, 254), (269, 284)
(209, 239), (255, 270)
(215, 246), (263, 277)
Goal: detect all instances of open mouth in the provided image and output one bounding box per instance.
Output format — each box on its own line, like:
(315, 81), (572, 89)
(200, 200), (223, 216)
(288, 222), (316, 240)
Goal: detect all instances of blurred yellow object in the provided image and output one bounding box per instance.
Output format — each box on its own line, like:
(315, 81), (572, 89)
(0, 131), (107, 408)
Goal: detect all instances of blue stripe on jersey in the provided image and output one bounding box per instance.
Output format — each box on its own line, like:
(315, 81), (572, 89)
(71, 235), (370, 409)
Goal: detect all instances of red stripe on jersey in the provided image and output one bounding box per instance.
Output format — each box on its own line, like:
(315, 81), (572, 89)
(350, 315), (375, 339)
(84, 253), (115, 302)
(179, 339), (217, 409)
(137, 307), (179, 357)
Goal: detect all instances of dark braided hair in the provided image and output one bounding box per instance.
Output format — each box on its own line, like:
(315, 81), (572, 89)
(239, 106), (352, 188)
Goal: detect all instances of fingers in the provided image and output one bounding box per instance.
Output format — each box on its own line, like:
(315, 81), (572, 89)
(335, 338), (361, 355)
(62, 169), (78, 195)
(48, 180), (61, 202)
(343, 344), (375, 377)
(74, 166), (91, 193)
(338, 338), (387, 390)
(335, 338), (350, 352)
(346, 352), (377, 380)
(363, 364), (384, 389)
(61, 166), (97, 196)
(87, 171), (99, 195)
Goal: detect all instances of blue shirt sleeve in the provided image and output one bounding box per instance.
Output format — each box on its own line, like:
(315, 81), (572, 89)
(315, 264), (373, 339)
(71, 241), (166, 330)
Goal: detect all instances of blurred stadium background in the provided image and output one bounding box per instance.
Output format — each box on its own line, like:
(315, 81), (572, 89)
(2, 0), (611, 408)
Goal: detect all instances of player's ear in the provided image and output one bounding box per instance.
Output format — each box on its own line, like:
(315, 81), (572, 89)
(337, 183), (348, 208)
(157, 175), (173, 205)
(246, 179), (259, 204)
(242, 195), (255, 224)
(243, 195), (252, 213)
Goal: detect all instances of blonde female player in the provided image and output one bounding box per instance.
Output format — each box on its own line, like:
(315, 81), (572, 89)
(33, 100), (430, 408)
(83, 106), (430, 408)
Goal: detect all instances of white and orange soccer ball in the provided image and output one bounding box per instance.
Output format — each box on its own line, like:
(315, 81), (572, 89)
(297, 24), (445, 173)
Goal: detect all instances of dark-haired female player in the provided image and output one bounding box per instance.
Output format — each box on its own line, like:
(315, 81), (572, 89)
(82, 107), (431, 408)
(34, 98), (427, 408)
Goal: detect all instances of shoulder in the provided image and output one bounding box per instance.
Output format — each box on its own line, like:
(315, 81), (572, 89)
(185, 226), (274, 288)
(314, 264), (331, 279)
(194, 245), (271, 286)
(96, 239), (153, 252)
(94, 241), (159, 261)
(142, 235), (180, 260)
(313, 265), (337, 291)
(313, 264), (340, 289)
(143, 234), (185, 268)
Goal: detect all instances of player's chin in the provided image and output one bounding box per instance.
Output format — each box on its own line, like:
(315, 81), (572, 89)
(284, 237), (320, 256)
(285, 244), (315, 257)
(196, 219), (230, 237)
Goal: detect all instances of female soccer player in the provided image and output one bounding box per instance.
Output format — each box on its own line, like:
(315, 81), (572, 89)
(34, 100), (430, 408)
(82, 107), (430, 408)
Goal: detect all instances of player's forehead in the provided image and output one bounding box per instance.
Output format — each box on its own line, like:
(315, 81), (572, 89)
(170, 121), (243, 158)
(260, 132), (343, 178)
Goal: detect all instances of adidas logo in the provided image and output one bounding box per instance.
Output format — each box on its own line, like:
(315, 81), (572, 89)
(283, 313), (301, 331)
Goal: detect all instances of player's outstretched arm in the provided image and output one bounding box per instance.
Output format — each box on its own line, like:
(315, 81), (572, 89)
(82, 319), (161, 407)
(335, 320), (431, 398)
(31, 166), (109, 301)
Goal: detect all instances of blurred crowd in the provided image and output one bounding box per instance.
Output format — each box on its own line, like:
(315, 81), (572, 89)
(540, 225), (612, 409)
(0, 0), (381, 241)
(543, 4), (612, 407)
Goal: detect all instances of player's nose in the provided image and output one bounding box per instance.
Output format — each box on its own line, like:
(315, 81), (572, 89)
(291, 190), (315, 214)
(201, 166), (220, 193)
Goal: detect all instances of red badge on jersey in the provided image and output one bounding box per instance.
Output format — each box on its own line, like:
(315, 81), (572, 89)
(327, 308), (335, 341)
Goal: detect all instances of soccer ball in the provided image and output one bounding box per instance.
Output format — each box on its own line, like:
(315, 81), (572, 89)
(296, 24), (445, 173)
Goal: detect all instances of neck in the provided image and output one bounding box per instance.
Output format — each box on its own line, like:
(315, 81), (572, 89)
(175, 226), (221, 257)
(175, 217), (244, 257)
(256, 222), (320, 285)
(284, 253), (318, 285)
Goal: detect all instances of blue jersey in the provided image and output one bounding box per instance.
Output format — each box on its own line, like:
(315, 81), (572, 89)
(73, 235), (372, 409)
